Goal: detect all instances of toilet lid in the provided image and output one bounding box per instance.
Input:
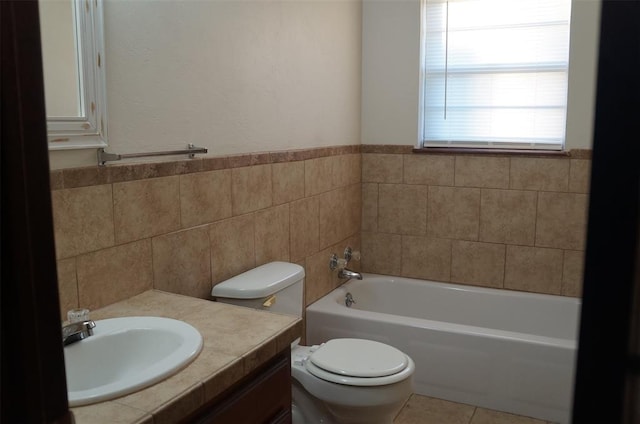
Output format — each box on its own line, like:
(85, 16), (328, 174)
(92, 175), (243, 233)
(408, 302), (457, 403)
(308, 338), (409, 378)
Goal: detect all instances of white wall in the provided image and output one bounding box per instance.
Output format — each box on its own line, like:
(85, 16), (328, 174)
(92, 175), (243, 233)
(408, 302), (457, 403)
(565, 0), (602, 150)
(40, 0), (80, 117)
(361, 0), (601, 150)
(361, 0), (420, 148)
(50, 0), (362, 169)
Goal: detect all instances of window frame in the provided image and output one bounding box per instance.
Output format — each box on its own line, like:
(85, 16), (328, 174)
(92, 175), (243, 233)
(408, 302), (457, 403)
(418, 0), (572, 152)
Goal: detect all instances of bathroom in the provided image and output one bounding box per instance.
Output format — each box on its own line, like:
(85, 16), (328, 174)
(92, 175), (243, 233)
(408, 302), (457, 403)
(3, 0), (638, 423)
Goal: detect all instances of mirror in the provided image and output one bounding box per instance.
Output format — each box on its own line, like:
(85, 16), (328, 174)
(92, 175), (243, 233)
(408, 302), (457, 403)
(40, 0), (108, 150)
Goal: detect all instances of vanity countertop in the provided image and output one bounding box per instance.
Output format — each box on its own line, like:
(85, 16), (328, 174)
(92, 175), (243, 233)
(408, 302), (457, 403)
(69, 290), (301, 424)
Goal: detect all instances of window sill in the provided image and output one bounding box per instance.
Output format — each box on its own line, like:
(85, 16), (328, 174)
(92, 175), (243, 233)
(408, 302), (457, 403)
(412, 146), (590, 159)
(360, 145), (592, 159)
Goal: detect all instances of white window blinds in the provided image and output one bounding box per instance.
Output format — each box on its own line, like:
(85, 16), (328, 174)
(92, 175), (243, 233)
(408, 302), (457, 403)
(421, 0), (571, 149)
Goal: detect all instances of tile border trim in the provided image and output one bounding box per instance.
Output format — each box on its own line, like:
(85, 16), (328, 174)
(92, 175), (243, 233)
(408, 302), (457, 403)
(51, 145), (361, 190)
(50, 144), (591, 190)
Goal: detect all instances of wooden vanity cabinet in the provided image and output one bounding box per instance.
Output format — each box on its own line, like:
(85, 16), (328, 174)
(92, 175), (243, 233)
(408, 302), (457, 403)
(184, 349), (292, 424)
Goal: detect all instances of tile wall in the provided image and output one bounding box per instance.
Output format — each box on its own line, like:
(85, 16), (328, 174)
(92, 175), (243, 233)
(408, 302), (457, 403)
(51, 146), (362, 320)
(360, 147), (591, 297)
(51, 144), (589, 322)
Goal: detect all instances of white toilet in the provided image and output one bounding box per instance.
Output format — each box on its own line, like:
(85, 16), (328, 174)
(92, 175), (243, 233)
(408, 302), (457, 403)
(211, 261), (415, 424)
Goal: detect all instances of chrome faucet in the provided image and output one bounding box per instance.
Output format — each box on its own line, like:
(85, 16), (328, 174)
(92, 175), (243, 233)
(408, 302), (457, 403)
(338, 268), (363, 280)
(345, 292), (356, 307)
(62, 320), (96, 346)
(330, 246), (363, 280)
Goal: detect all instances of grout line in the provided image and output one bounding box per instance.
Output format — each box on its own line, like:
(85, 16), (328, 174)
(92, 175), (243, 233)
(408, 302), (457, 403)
(468, 406), (478, 423)
(502, 232), (508, 289)
(288, 197), (294, 262)
(476, 187), (482, 242)
(399, 235), (404, 275)
(230, 168), (237, 217)
(453, 155), (458, 186)
(393, 393), (414, 422)
(267, 163), (274, 209)
(149, 236), (156, 289)
(177, 174), (183, 230)
(286, 202), (291, 262)
(448, 234), (454, 282)
(502, 205), (509, 289)
(73, 256), (80, 311)
(110, 182), (117, 246)
(533, 190), (540, 247)
(207, 221), (214, 289)
(560, 249), (566, 295)
(374, 183), (379, 233)
(303, 159), (308, 198)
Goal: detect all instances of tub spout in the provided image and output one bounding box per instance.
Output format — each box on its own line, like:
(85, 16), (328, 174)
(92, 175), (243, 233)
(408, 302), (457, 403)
(338, 268), (362, 280)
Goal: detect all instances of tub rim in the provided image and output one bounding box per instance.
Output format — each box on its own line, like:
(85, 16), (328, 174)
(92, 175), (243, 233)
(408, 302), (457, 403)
(307, 273), (579, 350)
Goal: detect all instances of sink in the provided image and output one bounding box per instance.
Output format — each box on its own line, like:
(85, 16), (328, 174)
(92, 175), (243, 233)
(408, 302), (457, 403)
(64, 316), (203, 406)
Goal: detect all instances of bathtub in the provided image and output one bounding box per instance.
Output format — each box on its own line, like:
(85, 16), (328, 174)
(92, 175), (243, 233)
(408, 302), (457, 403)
(305, 274), (580, 424)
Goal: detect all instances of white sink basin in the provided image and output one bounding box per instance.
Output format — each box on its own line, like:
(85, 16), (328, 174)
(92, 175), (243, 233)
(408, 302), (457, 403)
(64, 316), (203, 406)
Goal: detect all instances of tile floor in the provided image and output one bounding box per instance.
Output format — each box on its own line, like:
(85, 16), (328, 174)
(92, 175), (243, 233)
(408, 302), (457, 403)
(394, 394), (557, 424)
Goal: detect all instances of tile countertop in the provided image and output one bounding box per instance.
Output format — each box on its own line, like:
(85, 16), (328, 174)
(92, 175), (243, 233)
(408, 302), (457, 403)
(70, 290), (302, 424)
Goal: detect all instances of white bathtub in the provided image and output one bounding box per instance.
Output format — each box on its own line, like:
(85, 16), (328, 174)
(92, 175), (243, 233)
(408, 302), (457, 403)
(305, 274), (580, 424)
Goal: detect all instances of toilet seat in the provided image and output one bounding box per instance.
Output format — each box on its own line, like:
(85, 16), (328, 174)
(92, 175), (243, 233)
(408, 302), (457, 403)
(304, 339), (414, 386)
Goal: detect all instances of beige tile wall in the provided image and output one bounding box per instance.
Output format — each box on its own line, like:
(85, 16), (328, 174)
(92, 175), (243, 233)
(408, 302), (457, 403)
(361, 152), (590, 297)
(51, 147), (362, 320)
(51, 146), (589, 322)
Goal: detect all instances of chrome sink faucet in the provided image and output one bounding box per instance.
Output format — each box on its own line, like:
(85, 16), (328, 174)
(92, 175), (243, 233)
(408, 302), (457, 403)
(62, 320), (96, 346)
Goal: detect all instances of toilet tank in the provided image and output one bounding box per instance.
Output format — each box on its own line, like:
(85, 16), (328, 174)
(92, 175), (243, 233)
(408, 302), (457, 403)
(211, 262), (305, 318)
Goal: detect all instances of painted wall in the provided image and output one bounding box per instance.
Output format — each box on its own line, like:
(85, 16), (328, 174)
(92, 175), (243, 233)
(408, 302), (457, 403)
(49, 0), (362, 169)
(40, 0), (80, 117)
(361, 0), (601, 150)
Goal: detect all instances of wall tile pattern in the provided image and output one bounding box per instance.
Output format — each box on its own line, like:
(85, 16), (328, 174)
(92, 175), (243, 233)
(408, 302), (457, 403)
(361, 152), (590, 297)
(52, 146), (361, 319)
(52, 145), (588, 321)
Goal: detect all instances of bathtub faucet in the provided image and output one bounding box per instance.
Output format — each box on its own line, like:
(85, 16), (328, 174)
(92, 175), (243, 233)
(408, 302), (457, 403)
(338, 268), (362, 280)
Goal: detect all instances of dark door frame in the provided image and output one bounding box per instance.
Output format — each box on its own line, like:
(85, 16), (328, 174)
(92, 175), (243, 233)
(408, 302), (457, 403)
(2, 0), (639, 422)
(572, 0), (640, 422)
(1, 1), (72, 423)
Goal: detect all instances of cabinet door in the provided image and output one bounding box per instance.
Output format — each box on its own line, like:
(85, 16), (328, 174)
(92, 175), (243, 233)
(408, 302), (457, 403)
(189, 351), (291, 424)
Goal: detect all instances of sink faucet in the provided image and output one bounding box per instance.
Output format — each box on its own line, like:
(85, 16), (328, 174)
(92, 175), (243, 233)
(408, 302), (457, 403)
(62, 320), (96, 346)
(338, 268), (362, 280)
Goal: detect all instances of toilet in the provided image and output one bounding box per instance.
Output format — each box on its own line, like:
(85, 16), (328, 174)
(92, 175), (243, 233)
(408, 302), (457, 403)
(211, 261), (415, 424)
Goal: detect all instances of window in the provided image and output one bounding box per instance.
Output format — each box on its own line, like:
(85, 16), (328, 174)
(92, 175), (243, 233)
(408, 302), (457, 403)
(420, 0), (572, 150)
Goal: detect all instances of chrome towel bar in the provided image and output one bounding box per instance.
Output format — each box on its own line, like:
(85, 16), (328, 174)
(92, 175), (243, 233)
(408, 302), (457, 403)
(98, 144), (208, 166)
